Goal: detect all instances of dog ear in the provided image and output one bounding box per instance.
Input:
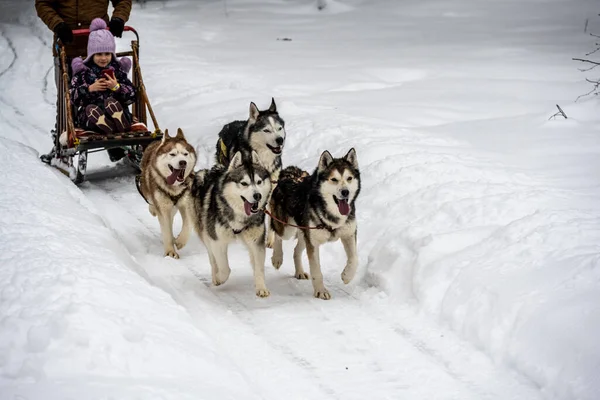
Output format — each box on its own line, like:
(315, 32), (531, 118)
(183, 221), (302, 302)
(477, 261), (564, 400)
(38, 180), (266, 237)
(175, 128), (185, 140)
(249, 102), (260, 121)
(318, 150), (334, 172)
(228, 151), (243, 171)
(344, 148), (358, 169)
(162, 128), (170, 142)
(268, 97), (277, 113)
(251, 150), (261, 166)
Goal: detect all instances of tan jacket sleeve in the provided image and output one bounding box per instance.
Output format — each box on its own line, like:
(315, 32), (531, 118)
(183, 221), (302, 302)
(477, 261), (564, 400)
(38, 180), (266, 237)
(35, 0), (64, 32)
(111, 0), (132, 23)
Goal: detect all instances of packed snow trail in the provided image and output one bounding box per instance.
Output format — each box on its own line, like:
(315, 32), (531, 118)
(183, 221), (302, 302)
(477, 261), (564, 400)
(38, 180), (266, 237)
(1, 0), (599, 399)
(81, 171), (542, 400)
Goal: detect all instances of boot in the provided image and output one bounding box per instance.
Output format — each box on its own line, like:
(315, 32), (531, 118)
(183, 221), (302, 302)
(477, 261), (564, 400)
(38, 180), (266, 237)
(86, 104), (115, 134)
(104, 98), (131, 132)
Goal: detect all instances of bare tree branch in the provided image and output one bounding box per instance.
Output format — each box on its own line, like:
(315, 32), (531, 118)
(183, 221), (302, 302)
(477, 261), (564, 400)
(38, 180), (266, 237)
(585, 45), (600, 56)
(573, 58), (600, 65)
(575, 81), (600, 102)
(578, 64), (600, 72)
(574, 24), (599, 101)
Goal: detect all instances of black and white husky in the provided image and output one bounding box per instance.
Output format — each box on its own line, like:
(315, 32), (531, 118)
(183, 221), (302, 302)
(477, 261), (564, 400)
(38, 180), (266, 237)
(192, 151), (273, 297)
(214, 98), (287, 248)
(215, 98), (285, 181)
(269, 148), (361, 300)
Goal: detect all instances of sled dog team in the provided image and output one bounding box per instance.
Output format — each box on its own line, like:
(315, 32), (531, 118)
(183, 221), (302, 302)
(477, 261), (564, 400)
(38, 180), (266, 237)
(138, 99), (361, 300)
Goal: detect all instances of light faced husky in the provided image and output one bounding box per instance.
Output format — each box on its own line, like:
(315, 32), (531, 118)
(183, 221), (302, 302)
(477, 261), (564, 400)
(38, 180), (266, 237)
(137, 128), (197, 259)
(192, 151), (273, 297)
(269, 148), (361, 300)
(215, 98), (286, 179)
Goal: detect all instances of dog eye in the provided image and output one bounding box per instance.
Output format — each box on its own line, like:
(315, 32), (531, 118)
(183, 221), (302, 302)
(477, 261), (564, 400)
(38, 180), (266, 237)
(331, 178), (339, 183)
(257, 180), (263, 185)
(169, 153), (176, 157)
(347, 177), (353, 182)
(277, 127), (283, 131)
(183, 153), (188, 156)
(263, 129), (270, 133)
(240, 182), (249, 187)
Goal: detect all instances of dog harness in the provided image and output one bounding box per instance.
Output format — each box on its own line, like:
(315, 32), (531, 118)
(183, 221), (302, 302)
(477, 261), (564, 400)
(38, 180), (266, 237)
(157, 184), (189, 205)
(232, 226), (245, 235)
(264, 209), (334, 232)
(134, 174), (189, 205)
(217, 138), (229, 165)
(135, 175), (148, 203)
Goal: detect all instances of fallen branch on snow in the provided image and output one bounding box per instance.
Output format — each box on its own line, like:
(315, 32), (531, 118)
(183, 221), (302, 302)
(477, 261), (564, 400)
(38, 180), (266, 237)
(548, 104), (568, 120)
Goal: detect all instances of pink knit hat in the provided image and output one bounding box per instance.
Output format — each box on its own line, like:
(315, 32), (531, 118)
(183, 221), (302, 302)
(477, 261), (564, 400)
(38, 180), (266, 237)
(83, 18), (116, 63)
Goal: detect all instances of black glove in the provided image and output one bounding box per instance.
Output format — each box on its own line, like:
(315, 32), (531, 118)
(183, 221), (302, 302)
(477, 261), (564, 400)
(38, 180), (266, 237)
(54, 22), (73, 44)
(109, 17), (125, 38)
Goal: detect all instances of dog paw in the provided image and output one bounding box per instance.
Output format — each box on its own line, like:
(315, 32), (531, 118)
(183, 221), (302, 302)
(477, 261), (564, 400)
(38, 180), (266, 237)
(213, 268), (231, 286)
(341, 266), (356, 284)
(295, 272), (309, 280)
(271, 253), (283, 269)
(256, 288), (270, 298)
(174, 236), (187, 250)
(314, 288), (331, 300)
(164, 249), (179, 259)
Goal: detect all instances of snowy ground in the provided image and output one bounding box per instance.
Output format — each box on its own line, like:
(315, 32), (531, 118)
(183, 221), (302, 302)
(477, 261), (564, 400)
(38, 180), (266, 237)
(1, 0), (599, 399)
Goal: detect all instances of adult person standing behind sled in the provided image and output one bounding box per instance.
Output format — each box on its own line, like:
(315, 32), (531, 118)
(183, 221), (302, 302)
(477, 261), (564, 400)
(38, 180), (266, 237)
(35, 0), (133, 163)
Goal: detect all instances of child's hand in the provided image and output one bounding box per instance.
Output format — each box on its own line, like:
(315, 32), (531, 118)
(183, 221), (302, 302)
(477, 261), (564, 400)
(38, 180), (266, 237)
(103, 72), (119, 91)
(89, 78), (108, 92)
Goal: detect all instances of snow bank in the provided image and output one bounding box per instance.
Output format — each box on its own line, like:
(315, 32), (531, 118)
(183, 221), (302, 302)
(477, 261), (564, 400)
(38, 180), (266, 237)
(363, 109), (600, 400)
(0, 138), (260, 399)
(1, 0), (599, 399)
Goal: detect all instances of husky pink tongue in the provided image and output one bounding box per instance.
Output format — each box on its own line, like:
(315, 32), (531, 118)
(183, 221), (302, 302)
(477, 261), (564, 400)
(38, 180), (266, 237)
(338, 199), (350, 216)
(244, 200), (253, 216)
(166, 169), (181, 185)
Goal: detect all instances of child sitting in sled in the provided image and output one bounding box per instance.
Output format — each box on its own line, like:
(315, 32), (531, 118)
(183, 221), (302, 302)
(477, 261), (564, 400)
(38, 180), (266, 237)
(70, 18), (136, 134)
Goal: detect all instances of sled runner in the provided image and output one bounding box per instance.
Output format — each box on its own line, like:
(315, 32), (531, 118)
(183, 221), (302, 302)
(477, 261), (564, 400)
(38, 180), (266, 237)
(49, 25), (163, 184)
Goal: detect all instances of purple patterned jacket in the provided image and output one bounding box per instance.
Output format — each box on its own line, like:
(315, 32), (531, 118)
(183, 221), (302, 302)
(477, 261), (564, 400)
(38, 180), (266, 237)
(69, 56), (136, 128)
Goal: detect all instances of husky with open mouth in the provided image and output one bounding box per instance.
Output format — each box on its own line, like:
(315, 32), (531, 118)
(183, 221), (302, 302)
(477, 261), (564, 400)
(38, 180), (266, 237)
(269, 148), (361, 300)
(214, 98), (286, 180)
(137, 128), (197, 259)
(192, 150), (273, 297)
(214, 98), (287, 248)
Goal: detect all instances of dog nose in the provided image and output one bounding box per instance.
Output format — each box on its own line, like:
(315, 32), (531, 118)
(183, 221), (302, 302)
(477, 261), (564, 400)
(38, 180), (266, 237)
(179, 160), (187, 168)
(275, 137), (284, 145)
(341, 189), (349, 198)
(253, 193), (262, 202)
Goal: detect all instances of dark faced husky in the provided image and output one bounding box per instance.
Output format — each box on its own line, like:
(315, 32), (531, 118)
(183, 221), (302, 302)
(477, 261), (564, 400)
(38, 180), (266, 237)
(215, 98), (285, 180)
(269, 148), (361, 300)
(137, 128), (197, 259)
(192, 151), (273, 297)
